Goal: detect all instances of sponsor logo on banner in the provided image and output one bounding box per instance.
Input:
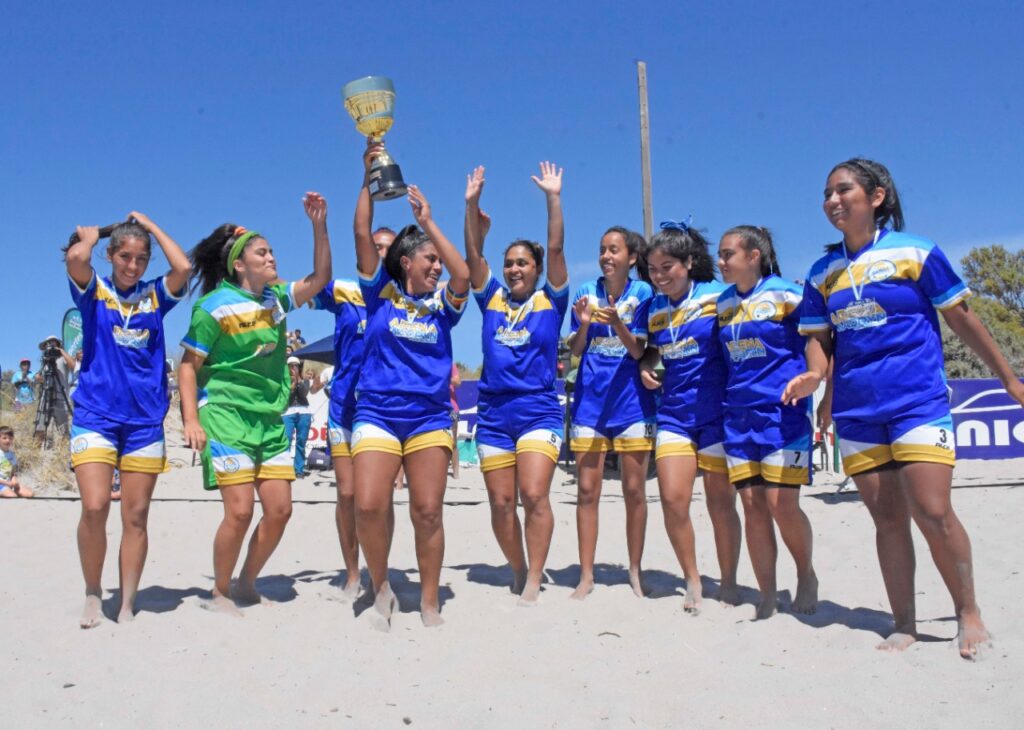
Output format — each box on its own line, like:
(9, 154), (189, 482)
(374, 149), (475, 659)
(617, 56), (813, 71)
(950, 379), (1024, 459)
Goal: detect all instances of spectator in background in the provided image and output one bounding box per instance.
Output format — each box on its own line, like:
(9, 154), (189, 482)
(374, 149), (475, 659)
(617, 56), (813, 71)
(282, 357), (323, 477)
(0, 425), (35, 498)
(34, 335), (75, 434)
(68, 350), (83, 397)
(13, 359), (36, 411)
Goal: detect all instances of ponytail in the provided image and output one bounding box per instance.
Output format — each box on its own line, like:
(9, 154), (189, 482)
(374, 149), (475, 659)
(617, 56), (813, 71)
(190, 223), (241, 296)
(724, 225), (780, 278)
(63, 220), (152, 260)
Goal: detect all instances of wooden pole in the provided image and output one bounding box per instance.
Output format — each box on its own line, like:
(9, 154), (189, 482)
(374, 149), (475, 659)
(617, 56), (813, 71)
(637, 61), (654, 241)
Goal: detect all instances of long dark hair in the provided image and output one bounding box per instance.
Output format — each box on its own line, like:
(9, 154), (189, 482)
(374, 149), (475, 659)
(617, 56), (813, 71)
(384, 224), (432, 287)
(643, 227), (716, 284)
(826, 158), (905, 253)
(63, 220), (152, 260)
(723, 225), (780, 278)
(190, 223), (245, 295)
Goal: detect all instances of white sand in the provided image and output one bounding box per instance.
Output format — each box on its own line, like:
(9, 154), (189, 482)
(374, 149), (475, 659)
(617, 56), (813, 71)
(2, 440), (1022, 728)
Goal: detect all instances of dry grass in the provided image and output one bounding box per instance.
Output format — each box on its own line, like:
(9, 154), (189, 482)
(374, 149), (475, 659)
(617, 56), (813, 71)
(0, 405), (75, 494)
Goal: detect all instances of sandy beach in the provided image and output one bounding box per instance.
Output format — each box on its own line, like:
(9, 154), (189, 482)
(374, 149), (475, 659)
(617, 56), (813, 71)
(2, 438), (1022, 729)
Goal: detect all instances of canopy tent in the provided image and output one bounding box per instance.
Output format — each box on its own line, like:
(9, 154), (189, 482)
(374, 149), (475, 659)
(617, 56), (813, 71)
(291, 335), (335, 365)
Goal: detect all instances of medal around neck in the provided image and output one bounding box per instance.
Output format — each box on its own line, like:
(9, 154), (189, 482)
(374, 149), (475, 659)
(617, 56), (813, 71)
(343, 76), (408, 201)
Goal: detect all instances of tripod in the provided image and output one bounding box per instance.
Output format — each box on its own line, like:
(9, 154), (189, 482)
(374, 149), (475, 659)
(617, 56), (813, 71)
(34, 357), (72, 445)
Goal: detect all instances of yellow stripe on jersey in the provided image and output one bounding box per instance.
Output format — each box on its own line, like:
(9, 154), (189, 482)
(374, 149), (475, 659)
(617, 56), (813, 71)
(95, 280), (159, 316)
(332, 282), (365, 306)
(649, 300), (716, 332)
(717, 290), (800, 325)
(484, 290), (555, 313)
(218, 309), (279, 336)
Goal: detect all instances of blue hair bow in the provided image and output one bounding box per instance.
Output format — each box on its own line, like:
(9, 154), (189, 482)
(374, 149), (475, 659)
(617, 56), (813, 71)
(660, 215), (693, 232)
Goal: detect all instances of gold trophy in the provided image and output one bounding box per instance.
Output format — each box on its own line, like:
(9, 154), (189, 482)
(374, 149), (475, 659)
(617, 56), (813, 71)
(342, 75), (408, 201)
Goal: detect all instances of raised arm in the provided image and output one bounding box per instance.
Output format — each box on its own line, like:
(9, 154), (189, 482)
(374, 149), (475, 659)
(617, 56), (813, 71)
(66, 226), (100, 288)
(408, 185), (470, 293)
(942, 301), (1024, 406)
(128, 211), (192, 294)
(464, 165), (490, 290)
(355, 143), (384, 276)
(531, 161), (566, 288)
(291, 192), (333, 307)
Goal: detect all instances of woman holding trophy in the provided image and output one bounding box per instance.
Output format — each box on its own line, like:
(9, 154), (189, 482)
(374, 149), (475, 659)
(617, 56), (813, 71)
(463, 162), (569, 605)
(351, 146), (471, 630)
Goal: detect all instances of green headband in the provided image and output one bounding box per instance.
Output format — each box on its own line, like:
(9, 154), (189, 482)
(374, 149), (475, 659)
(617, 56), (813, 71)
(226, 230), (261, 274)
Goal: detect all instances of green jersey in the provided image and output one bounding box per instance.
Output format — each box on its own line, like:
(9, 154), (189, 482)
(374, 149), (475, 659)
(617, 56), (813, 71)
(182, 280), (295, 414)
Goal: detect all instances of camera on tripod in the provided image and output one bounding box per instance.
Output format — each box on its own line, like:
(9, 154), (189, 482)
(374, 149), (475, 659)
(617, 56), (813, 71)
(41, 343), (62, 366)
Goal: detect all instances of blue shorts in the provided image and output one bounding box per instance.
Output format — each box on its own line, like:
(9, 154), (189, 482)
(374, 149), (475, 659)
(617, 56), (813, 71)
(723, 401), (811, 487)
(70, 407), (166, 474)
(476, 390), (564, 472)
(327, 396), (357, 459)
(352, 392), (453, 457)
(655, 413), (728, 474)
(835, 396), (955, 475)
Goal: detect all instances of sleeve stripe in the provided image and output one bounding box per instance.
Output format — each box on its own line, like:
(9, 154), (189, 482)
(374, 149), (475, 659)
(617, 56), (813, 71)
(471, 265), (492, 294)
(933, 284), (971, 310)
(162, 275), (186, 301)
(798, 322), (832, 334)
(181, 339), (210, 357)
(358, 260), (383, 284)
(68, 272), (95, 296)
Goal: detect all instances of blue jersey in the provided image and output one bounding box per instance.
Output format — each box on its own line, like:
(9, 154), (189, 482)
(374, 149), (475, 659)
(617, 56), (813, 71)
(570, 277), (656, 427)
(357, 262), (468, 409)
(799, 230), (970, 422)
(474, 267), (569, 395)
(311, 279), (367, 411)
(648, 280), (729, 427)
(70, 273), (182, 425)
(716, 275), (805, 408)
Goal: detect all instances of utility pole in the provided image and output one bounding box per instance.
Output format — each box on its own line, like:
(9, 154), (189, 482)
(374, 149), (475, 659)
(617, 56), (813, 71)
(637, 61), (653, 241)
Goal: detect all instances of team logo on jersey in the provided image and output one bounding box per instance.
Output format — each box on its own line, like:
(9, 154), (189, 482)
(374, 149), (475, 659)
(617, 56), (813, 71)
(832, 299), (887, 331)
(223, 457), (240, 473)
(112, 326), (151, 349)
(660, 337), (699, 360)
(751, 301), (777, 321)
(588, 335), (627, 357)
(357, 319), (366, 334)
(71, 437), (88, 454)
(682, 303), (704, 324)
(254, 342), (277, 357)
(726, 337), (767, 362)
(137, 297), (154, 314)
(328, 428), (344, 446)
(867, 260), (897, 283)
(494, 327), (531, 348)
(388, 317), (438, 344)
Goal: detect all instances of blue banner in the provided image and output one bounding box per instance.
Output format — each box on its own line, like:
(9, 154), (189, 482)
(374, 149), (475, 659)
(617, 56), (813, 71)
(950, 379), (1024, 460)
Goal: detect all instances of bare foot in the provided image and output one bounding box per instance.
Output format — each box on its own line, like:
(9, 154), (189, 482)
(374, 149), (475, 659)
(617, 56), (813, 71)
(876, 632), (917, 652)
(80, 594), (103, 629)
(628, 567), (650, 598)
(957, 612), (991, 660)
(370, 583), (398, 632)
(570, 577), (594, 601)
(717, 582), (740, 607)
(421, 603), (445, 628)
(754, 594), (779, 620)
(792, 571), (818, 614)
(683, 580), (703, 614)
(518, 578), (542, 607)
(117, 605), (135, 624)
(511, 566), (528, 596)
(339, 579), (361, 602)
(230, 581), (268, 607)
(200, 590), (243, 617)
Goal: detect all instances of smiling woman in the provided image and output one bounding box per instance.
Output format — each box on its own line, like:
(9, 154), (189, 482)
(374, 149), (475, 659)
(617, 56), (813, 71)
(63, 212), (191, 630)
(177, 192), (332, 616)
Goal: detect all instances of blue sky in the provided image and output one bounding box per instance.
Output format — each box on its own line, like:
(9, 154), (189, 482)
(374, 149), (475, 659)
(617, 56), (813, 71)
(3, 1), (1022, 371)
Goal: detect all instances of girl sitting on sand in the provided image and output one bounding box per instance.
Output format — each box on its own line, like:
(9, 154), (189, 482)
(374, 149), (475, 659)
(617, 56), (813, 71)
(178, 193), (331, 614)
(716, 226), (818, 619)
(463, 162), (569, 606)
(784, 158), (1024, 658)
(568, 226), (656, 600)
(64, 213), (191, 628)
(350, 167), (470, 630)
(639, 219), (742, 613)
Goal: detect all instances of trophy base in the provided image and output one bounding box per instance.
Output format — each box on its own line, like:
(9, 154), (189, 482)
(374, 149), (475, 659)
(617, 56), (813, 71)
(369, 162), (408, 201)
